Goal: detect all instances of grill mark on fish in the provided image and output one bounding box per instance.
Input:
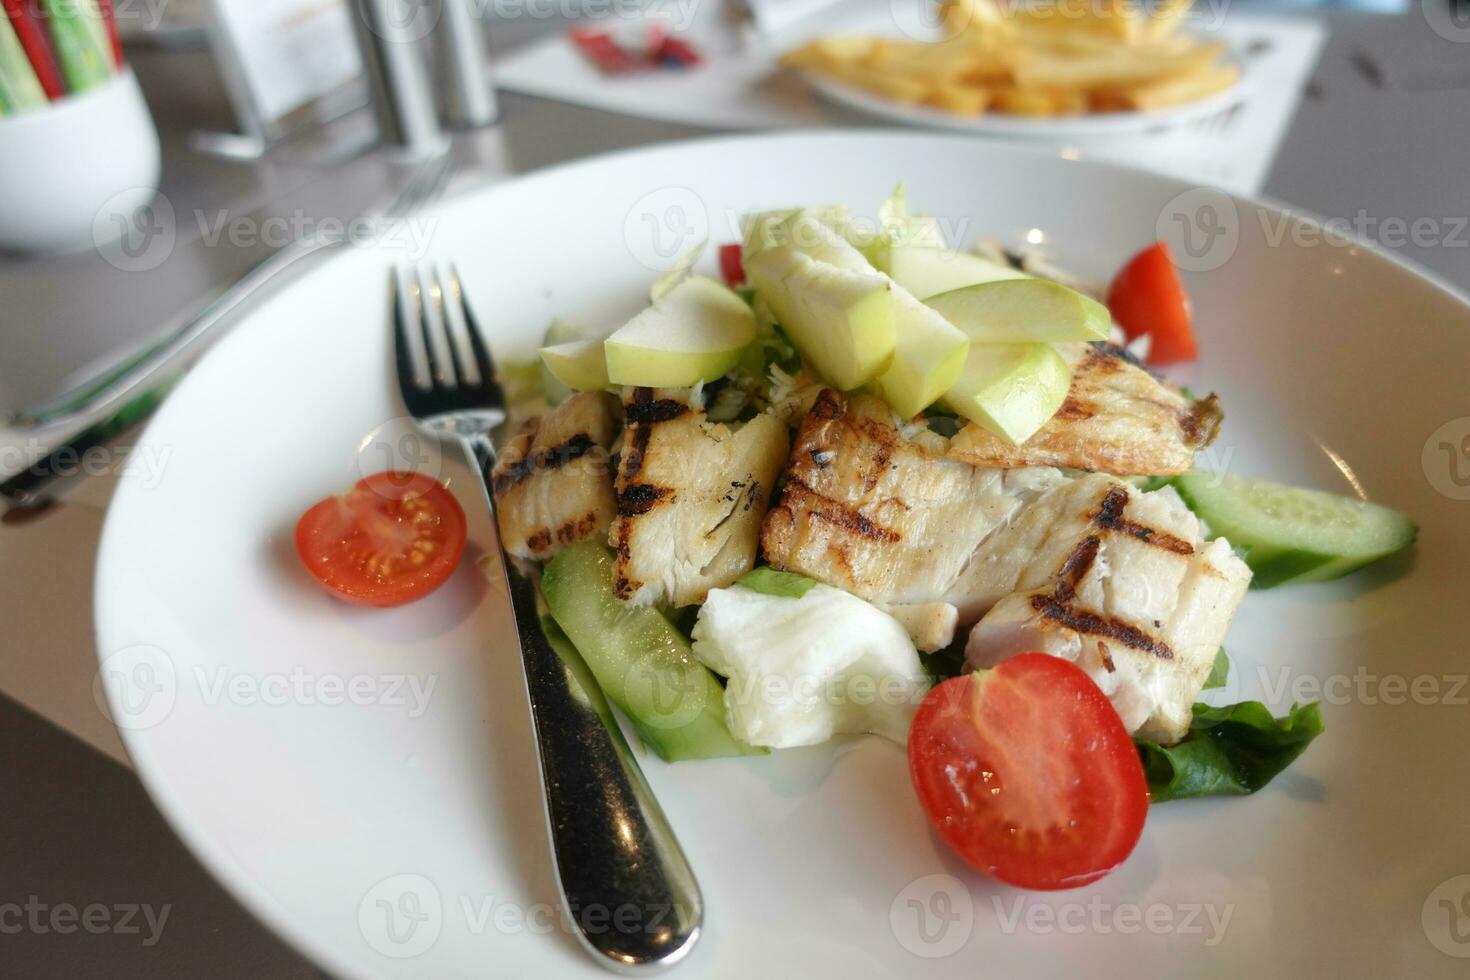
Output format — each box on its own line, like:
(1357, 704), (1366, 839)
(617, 483), (671, 516)
(1032, 484), (1184, 660)
(491, 432), (599, 495)
(1055, 535), (1102, 600)
(1092, 485), (1195, 555)
(610, 513), (636, 598)
(1030, 592), (1176, 659)
(785, 479), (901, 543)
(625, 387), (690, 425)
(558, 512), (601, 544)
(1098, 641), (1116, 673)
(620, 424), (652, 482)
(519, 512), (604, 556)
(1054, 396), (1096, 421)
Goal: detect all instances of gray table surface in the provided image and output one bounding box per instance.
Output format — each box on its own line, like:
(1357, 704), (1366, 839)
(2, 8), (1467, 977)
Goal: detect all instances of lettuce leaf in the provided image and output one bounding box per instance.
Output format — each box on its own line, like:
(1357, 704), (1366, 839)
(1136, 701), (1324, 803)
(1202, 648), (1229, 690)
(735, 567), (819, 599)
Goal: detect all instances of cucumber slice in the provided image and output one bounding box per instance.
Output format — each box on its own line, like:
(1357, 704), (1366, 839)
(541, 541), (761, 761)
(1171, 472), (1418, 589)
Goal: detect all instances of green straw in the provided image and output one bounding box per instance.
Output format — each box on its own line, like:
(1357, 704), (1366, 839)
(77, 0), (112, 69)
(43, 0), (112, 93)
(0, 13), (47, 112)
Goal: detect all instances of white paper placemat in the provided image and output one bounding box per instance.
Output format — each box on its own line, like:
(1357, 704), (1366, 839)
(495, 5), (1326, 197)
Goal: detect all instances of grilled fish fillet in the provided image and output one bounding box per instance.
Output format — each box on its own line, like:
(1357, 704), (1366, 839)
(964, 480), (1251, 744)
(491, 391), (620, 561)
(760, 389), (1071, 634)
(612, 388), (790, 608)
(760, 391), (1251, 722)
(947, 343), (1223, 476)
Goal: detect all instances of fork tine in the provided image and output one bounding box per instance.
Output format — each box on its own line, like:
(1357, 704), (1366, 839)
(392, 268), (427, 394)
(449, 263), (504, 412)
(417, 265), (457, 390)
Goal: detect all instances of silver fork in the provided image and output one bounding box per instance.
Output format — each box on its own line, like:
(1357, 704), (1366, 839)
(392, 264), (703, 974)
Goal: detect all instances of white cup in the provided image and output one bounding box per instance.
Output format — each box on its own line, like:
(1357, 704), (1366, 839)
(0, 69), (161, 255)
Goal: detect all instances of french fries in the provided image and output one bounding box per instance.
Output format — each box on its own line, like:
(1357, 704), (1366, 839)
(780, 0), (1238, 120)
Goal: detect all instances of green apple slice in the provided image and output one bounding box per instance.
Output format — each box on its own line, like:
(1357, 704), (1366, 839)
(744, 243), (895, 391)
(870, 243), (1028, 300)
(869, 289), (970, 419)
(742, 205), (854, 258)
(540, 318), (604, 404)
(926, 278), (1111, 343)
(772, 209), (875, 272)
(945, 343), (1072, 445)
(540, 339), (610, 393)
(604, 275), (757, 387)
(650, 240), (706, 301)
(873, 182), (947, 249)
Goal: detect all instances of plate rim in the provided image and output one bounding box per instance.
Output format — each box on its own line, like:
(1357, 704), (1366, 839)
(92, 128), (1470, 980)
(803, 70), (1251, 138)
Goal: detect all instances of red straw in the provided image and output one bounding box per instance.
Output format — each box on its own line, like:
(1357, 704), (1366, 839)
(97, 0), (122, 68)
(2, 0), (65, 99)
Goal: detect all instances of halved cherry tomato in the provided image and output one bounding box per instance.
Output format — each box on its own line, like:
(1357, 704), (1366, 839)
(1107, 241), (1197, 364)
(719, 243), (745, 288)
(295, 471), (467, 608)
(908, 654), (1148, 891)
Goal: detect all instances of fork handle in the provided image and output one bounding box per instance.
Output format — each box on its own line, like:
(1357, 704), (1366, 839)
(466, 433), (703, 974)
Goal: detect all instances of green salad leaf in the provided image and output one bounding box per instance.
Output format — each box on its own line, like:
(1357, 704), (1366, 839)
(1137, 701), (1324, 803)
(1202, 648), (1229, 691)
(736, 567), (820, 599)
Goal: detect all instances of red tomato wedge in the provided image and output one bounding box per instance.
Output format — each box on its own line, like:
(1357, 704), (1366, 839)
(719, 243), (745, 287)
(908, 654), (1148, 890)
(1107, 241), (1197, 364)
(295, 471), (467, 608)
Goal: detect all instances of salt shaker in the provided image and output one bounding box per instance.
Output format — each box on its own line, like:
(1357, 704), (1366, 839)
(432, 0), (500, 129)
(350, 0), (447, 159)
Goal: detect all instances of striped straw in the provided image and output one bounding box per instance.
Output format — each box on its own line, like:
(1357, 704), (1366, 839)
(2, 0), (65, 99)
(43, 0), (112, 93)
(0, 8), (47, 113)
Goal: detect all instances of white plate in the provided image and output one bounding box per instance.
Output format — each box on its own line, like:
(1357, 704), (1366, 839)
(802, 64), (1249, 140)
(96, 132), (1470, 980)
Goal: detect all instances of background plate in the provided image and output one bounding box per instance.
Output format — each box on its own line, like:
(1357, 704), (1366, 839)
(96, 132), (1470, 979)
(802, 60), (1250, 139)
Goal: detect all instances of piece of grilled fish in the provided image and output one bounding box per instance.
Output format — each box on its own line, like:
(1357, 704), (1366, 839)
(760, 389), (1071, 647)
(492, 391), (620, 561)
(964, 479), (1251, 744)
(760, 391), (1252, 726)
(611, 388), (790, 608)
(947, 342), (1223, 476)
